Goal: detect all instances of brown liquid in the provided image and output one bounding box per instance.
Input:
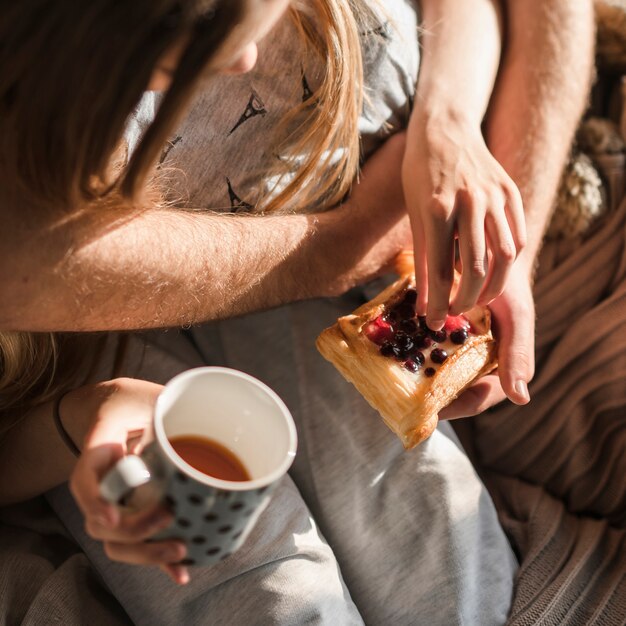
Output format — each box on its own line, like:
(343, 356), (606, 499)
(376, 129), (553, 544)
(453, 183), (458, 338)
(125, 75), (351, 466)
(169, 435), (251, 482)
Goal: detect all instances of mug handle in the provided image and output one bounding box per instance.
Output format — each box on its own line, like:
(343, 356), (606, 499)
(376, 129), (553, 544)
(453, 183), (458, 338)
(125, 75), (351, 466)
(100, 455), (152, 505)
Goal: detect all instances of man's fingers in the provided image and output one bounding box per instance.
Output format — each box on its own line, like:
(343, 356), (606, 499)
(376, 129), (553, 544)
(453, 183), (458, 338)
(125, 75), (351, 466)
(491, 296), (535, 405)
(439, 374), (506, 420)
(104, 539), (187, 567)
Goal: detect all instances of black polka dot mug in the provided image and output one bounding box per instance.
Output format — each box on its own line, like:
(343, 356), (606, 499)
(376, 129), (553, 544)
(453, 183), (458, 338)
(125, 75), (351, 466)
(100, 367), (297, 566)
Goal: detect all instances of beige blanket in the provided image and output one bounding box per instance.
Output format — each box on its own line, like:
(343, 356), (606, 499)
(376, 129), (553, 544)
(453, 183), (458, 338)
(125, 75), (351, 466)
(456, 189), (626, 625)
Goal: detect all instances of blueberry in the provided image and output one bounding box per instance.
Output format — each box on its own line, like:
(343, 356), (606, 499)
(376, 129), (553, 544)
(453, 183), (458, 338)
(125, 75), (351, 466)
(385, 309), (400, 323)
(380, 343), (395, 357)
(450, 328), (468, 345)
(403, 289), (418, 304)
(412, 331), (432, 349)
(404, 359), (419, 373)
(430, 348), (448, 364)
(394, 333), (413, 351)
(399, 319), (418, 334)
(429, 329), (447, 343)
(424, 367), (436, 377)
(412, 351), (425, 365)
(393, 303), (415, 320)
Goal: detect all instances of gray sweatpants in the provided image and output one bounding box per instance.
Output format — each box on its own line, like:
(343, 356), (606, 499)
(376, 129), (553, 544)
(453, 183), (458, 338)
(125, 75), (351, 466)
(47, 293), (517, 625)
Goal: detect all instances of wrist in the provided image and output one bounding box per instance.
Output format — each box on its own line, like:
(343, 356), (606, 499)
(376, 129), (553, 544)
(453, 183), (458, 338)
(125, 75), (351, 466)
(410, 101), (484, 135)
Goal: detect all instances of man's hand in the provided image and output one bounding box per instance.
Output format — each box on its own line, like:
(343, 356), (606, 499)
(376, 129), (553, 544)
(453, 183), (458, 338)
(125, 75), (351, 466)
(439, 263), (534, 420)
(68, 378), (191, 585)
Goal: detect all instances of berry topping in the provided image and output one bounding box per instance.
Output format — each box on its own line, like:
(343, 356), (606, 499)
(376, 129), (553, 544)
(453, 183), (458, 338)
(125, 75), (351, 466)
(412, 331), (432, 349)
(403, 289), (418, 304)
(392, 302), (415, 320)
(364, 316), (394, 345)
(412, 351), (425, 365)
(443, 315), (470, 333)
(430, 348), (448, 364)
(450, 328), (468, 345)
(394, 333), (413, 350)
(424, 367), (436, 377)
(403, 359), (417, 372)
(429, 329), (447, 343)
(380, 343), (395, 357)
(399, 319), (418, 334)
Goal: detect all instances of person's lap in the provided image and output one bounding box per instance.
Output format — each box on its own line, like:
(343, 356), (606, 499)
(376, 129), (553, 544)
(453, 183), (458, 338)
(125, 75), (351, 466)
(189, 290), (518, 625)
(46, 334), (362, 626)
(47, 290), (517, 625)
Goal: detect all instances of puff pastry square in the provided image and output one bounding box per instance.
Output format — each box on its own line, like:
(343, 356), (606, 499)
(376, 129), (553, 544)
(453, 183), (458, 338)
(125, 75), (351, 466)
(316, 274), (497, 449)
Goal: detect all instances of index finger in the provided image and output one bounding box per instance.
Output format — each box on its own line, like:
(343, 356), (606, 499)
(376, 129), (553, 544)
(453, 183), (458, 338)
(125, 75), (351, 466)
(424, 197), (456, 330)
(69, 416), (133, 528)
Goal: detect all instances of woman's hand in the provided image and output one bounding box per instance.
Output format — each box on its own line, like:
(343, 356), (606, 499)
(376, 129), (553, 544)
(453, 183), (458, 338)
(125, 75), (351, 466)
(402, 111), (527, 330)
(67, 378), (191, 585)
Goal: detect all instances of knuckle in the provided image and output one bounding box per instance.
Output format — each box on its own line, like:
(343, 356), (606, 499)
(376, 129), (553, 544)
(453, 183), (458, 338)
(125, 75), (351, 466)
(428, 196), (453, 221)
(468, 260), (487, 280)
(516, 231), (528, 251)
(496, 242), (516, 264)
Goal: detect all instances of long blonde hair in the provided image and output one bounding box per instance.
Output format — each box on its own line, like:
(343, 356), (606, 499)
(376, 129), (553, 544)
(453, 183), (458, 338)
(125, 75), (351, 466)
(0, 0), (372, 423)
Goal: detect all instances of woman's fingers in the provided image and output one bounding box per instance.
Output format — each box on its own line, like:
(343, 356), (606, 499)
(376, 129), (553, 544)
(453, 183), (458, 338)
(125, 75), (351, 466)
(411, 216), (429, 316)
(161, 563), (191, 585)
(85, 504), (174, 543)
(424, 196), (456, 330)
(478, 210), (517, 305)
(503, 181), (527, 253)
(104, 538), (187, 566)
(70, 450), (121, 528)
(450, 193), (488, 315)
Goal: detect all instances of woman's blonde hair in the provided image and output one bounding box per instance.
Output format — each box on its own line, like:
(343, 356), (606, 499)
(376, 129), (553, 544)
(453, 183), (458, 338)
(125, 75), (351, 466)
(0, 0), (373, 423)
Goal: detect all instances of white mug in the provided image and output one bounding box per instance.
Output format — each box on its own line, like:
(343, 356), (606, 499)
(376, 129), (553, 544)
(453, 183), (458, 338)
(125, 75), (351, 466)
(100, 367), (297, 566)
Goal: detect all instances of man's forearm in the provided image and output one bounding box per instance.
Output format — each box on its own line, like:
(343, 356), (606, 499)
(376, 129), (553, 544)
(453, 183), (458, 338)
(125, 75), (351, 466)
(486, 0), (595, 269)
(0, 207), (400, 331)
(1, 159), (410, 333)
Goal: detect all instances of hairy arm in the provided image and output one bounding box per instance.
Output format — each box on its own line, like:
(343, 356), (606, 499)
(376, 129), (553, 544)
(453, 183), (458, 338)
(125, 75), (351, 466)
(0, 135), (409, 332)
(486, 0), (595, 268)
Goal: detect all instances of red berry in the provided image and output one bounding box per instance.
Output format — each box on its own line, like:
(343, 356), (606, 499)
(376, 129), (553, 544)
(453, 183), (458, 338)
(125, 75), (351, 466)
(364, 316), (394, 345)
(443, 315), (470, 333)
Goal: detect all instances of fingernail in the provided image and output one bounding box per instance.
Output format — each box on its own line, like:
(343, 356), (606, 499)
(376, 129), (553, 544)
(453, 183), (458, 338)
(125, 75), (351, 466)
(514, 380), (530, 403)
(430, 319), (445, 331)
(179, 568), (190, 585)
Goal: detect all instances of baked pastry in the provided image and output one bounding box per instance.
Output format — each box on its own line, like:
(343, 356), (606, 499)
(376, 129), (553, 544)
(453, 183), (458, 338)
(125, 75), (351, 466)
(316, 267), (497, 449)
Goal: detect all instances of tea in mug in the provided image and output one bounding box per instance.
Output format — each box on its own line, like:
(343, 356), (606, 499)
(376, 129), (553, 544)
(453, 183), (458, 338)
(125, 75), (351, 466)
(168, 435), (251, 482)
